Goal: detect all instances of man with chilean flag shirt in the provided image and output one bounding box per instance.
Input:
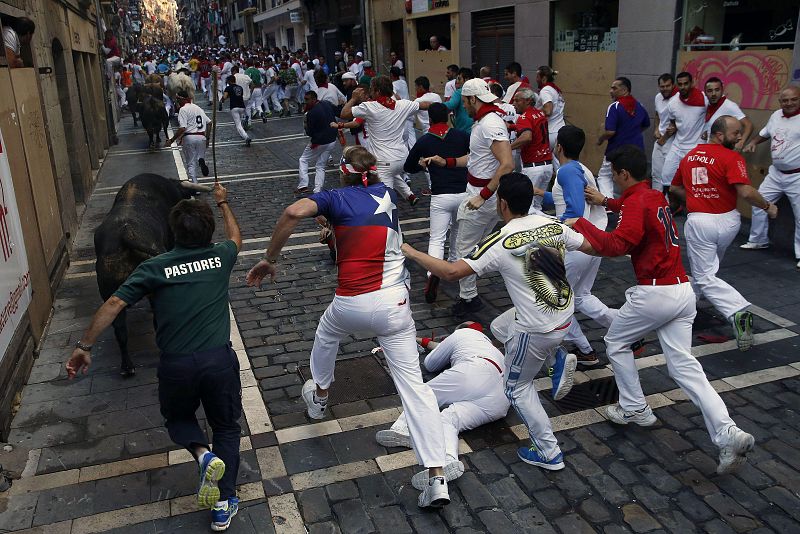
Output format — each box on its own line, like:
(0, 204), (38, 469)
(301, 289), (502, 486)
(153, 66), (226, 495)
(246, 146), (452, 509)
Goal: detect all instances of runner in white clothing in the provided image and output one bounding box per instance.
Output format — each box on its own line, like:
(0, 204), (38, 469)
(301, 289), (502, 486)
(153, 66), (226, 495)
(701, 77), (753, 148)
(652, 73), (677, 193)
(443, 64), (459, 102)
(659, 71), (708, 187)
(164, 92), (212, 183)
(536, 66), (566, 172)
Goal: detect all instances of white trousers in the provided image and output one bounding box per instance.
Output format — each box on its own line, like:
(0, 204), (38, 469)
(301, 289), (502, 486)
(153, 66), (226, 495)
(505, 328), (565, 460)
(182, 135), (207, 184)
(428, 192), (467, 264)
(490, 309), (558, 369)
(563, 251), (617, 353)
(390, 356), (509, 462)
(248, 88), (263, 118)
(661, 145), (692, 189)
(596, 158), (615, 199)
(605, 283), (735, 447)
(310, 285), (446, 467)
(230, 108), (249, 140)
(455, 191), (499, 300)
(264, 86), (280, 111)
(296, 83), (307, 105)
(548, 130), (561, 174)
(685, 210), (750, 319)
(404, 119), (416, 151)
(115, 86), (127, 108)
(521, 164), (554, 213)
(651, 139), (674, 190)
(748, 166), (800, 259)
(105, 56), (121, 79)
(201, 77), (210, 96)
(298, 141), (336, 192)
(191, 72), (199, 89)
(376, 160), (413, 199)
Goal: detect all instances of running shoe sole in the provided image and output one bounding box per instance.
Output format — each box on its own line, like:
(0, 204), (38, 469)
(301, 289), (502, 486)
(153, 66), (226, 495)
(375, 429), (412, 449)
(717, 432), (755, 475)
(411, 461), (464, 491)
(552, 353), (578, 401)
(734, 311), (754, 352)
(198, 456), (226, 508)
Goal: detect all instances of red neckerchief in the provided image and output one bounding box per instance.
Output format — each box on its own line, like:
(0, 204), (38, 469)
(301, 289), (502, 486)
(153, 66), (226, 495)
(539, 81), (562, 94)
(416, 89), (427, 98)
(680, 87), (705, 107)
(617, 95), (638, 117)
(705, 95), (727, 122)
(670, 86), (679, 97)
(783, 109), (800, 118)
(374, 95), (396, 110)
(318, 82), (328, 89)
(427, 123), (449, 138)
(473, 103), (504, 122)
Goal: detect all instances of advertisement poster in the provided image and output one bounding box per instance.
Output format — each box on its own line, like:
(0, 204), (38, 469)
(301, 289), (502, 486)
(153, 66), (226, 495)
(0, 127), (31, 359)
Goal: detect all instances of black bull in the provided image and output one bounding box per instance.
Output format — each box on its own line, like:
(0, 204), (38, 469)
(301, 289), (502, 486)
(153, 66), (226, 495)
(94, 173), (212, 376)
(126, 83), (168, 150)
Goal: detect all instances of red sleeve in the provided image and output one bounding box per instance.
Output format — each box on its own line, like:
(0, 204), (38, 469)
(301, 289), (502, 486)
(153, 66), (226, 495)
(573, 196), (645, 256)
(606, 197), (623, 212)
(727, 154), (751, 186)
(515, 115), (532, 134)
(671, 159), (687, 187)
(354, 118), (365, 125)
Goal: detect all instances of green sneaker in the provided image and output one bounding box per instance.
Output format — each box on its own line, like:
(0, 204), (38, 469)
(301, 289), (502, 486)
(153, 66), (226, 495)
(732, 310), (754, 352)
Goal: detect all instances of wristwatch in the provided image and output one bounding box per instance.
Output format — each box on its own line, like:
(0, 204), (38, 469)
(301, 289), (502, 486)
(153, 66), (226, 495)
(76, 340), (93, 352)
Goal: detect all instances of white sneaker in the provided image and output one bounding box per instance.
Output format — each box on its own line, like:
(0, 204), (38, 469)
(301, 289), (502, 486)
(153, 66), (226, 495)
(606, 404), (658, 426)
(375, 429), (412, 449)
(717, 426), (755, 474)
(411, 460), (464, 490)
(739, 242), (769, 250)
(301, 379), (326, 420)
(417, 475), (449, 508)
(796, 259), (800, 271)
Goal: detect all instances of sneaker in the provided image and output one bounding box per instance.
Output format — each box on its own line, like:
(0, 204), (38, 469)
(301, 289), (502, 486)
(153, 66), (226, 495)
(218, 103), (223, 112)
(417, 475), (450, 508)
(796, 259), (800, 270)
(424, 275), (440, 304)
(451, 296), (484, 317)
(411, 460), (465, 490)
(606, 403), (658, 426)
(732, 310), (754, 352)
(199, 158), (210, 177)
(420, 187), (432, 196)
(245, 138), (252, 147)
(739, 242), (769, 250)
(211, 497), (239, 531)
(301, 379), (327, 420)
(375, 429), (411, 449)
(294, 186), (309, 195)
(575, 348), (599, 366)
(408, 194), (419, 206)
(717, 426), (755, 475)
(550, 347), (577, 401)
(197, 452), (226, 508)
(517, 446), (565, 471)
(631, 338), (646, 357)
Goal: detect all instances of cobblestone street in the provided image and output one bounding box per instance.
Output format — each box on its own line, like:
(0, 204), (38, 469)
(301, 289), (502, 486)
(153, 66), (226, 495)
(2, 102), (800, 534)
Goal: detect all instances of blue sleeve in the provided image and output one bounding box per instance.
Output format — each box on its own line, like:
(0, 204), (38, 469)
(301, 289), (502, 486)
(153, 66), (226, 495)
(604, 104), (618, 132)
(307, 191), (331, 218)
(542, 192), (554, 210)
(557, 166), (587, 221)
(404, 138), (425, 174)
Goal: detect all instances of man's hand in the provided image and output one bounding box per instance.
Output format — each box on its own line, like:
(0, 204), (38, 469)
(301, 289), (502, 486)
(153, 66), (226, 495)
(423, 156), (446, 167)
(584, 187), (606, 206)
(164, 139), (173, 147)
(657, 136), (667, 146)
(466, 194), (485, 211)
(665, 123), (677, 137)
(743, 142), (757, 153)
(533, 187), (545, 197)
(351, 87), (368, 103)
(766, 203), (779, 219)
(213, 183), (228, 204)
(246, 259), (279, 286)
(66, 349), (92, 379)
(562, 218), (579, 227)
(401, 243), (416, 257)
(734, 139), (746, 152)
(418, 158), (429, 169)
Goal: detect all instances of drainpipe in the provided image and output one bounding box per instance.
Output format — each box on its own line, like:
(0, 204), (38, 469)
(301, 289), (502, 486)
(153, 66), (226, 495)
(361, 0), (373, 60)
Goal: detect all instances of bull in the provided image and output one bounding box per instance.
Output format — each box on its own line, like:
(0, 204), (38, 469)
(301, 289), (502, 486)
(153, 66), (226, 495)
(139, 93), (169, 151)
(94, 173), (212, 376)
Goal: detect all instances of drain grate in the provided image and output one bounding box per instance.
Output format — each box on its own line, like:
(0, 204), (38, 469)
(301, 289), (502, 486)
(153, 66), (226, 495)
(299, 355), (397, 404)
(554, 376), (619, 414)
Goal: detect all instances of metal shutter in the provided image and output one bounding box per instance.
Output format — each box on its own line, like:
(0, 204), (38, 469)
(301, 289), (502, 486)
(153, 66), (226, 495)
(472, 7), (515, 84)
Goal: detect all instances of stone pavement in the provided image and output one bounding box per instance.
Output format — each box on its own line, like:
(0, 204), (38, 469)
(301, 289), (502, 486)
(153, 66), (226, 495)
(1, 100), (800, 534)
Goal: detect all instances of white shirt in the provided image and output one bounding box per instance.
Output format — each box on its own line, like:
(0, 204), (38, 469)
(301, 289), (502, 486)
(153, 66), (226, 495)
(265, 67), (276, 85)
(552, 162), (608, 230)
(444, 79), (457, 101)
(502, 81), (522, 104)
(178, 102), (211, 134)
(392, 79), (410, 101)
(303, 70), (318, 91)
(539, 85), (565, 132)
(760, 110), (800, 171)
(654, 92), (675, 151)
(144, 60), (157, 75)
(316, 84), (346, 107)
(467, 111), (509, 181)
(234, 72), (252, 101)
(393, 59), (404, 71)
(291, 62), (303, 82)
(659, 93), (708, 149)
(702, 98), (746, 140)
(463, 214), (584, 333)
(423, 328), (505, 372)
(352, 100), (420, 162)
(414, 92), (443, 132)
(3, 27), (19, 55)
(349, 61), (364, 80)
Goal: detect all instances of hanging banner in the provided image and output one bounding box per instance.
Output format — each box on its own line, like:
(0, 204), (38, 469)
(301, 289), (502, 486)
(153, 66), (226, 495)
(0, 127), (31, 359)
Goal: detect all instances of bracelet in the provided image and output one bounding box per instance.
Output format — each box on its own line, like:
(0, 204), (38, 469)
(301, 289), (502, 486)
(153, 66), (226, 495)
(601, 197), (609, 208)
(76, 340), (93, 352)
(479, 186), (493, 200)
(264, 255), (278, 264)
(445, 157), (457, 168)
(337, 122), (345, 129)
(217, 200), (228, 207)
(420, 337), (432, 348)
(763, 202), (771, 211)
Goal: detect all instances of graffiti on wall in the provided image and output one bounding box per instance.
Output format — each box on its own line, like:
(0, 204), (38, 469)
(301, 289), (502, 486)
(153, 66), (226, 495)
(679, 50), (792, 110)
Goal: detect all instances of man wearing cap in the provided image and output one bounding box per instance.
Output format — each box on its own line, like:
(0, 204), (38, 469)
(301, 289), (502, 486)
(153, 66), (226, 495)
(349, 52), (364, 80)
(341, 71), (359, 100)
(334, 51), (346, 74)
(424, 78), (514, 316)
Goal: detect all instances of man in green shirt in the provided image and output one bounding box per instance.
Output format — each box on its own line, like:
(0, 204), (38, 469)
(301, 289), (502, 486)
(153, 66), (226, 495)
(65, 184), (243, 532)
(444, 67), (474, 133)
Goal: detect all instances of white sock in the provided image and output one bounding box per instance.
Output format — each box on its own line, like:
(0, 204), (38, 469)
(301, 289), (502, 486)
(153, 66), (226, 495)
(215, 499), (227, 509)
(198, 450), (212, 465)
(313, 392), (328, 404)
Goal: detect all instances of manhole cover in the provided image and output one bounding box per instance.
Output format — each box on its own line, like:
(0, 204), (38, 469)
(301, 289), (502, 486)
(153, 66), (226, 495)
(299, 355), (397, 404)
(554, 376), (619, 414)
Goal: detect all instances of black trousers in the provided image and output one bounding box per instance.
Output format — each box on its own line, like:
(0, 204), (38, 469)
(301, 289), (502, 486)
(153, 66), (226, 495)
(158, 343), (242, 500)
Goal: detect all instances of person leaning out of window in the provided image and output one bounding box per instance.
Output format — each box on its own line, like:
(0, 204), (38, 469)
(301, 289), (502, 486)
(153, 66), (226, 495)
(3, 17), (35, 68)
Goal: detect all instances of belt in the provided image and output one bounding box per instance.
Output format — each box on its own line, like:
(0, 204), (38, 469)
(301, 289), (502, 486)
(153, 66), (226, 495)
(481, 357), (503, 374)
(185, 132), (207, 136)
(522, 160), (553, 168)
(777, 167), (800, 174)
(467, 172), (491, 187)
(638, 274), (690, 286)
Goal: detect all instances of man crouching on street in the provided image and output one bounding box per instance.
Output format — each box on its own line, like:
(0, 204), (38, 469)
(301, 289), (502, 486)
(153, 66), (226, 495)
(65, 184), (243, 532)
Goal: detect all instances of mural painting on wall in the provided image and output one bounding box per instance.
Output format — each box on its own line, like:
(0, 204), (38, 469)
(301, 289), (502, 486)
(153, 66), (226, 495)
(680, 50), (791, 110)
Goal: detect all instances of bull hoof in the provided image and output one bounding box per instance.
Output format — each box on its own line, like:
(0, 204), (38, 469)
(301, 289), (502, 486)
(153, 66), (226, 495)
(120, 366), (136, 377)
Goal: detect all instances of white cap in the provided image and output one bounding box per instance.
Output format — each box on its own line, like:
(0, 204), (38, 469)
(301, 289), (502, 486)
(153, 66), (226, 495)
(342, 72), (357, 80)
(461, 78), (495, 103)
(356, 51), (363, 57)
(335, 51), (342, 56)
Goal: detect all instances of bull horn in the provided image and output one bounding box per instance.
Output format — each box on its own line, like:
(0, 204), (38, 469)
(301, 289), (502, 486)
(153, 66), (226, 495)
(179, 181), (214, 192)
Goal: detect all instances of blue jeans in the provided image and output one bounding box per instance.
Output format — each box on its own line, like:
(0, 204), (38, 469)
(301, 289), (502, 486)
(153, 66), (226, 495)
(158, 343), (242, 500)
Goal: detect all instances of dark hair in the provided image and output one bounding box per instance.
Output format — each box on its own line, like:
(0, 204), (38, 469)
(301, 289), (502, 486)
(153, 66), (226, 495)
(705, 76), (723, 87)
(305, 90), (318, 100)
(615, 77), (632, 92)
(489, 83), (504, 99)
(340, 146), (380, 186)
(557, 125), (585, 160)
(710, 115), (735, 136)
(169, 199), (215, 248)
(12, 17), (36, 36)
(457, 67), (474, 81)
(537, 65), (557, 82)
(371, 75), (394, 97)
(676, 71), (693, 82)
(658, 73), (674, 84)
(497, 173), (533, 215)
(314, 69), (327, 84)
(226, 75), (236, 84)
(414, 76), (430, 91)
(428, 102), (449, 124)
(606, 145), (648, 181)
(447, 64), (459, 73)
(389, 66), (401, 78)
(505, 62), (522, 77)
